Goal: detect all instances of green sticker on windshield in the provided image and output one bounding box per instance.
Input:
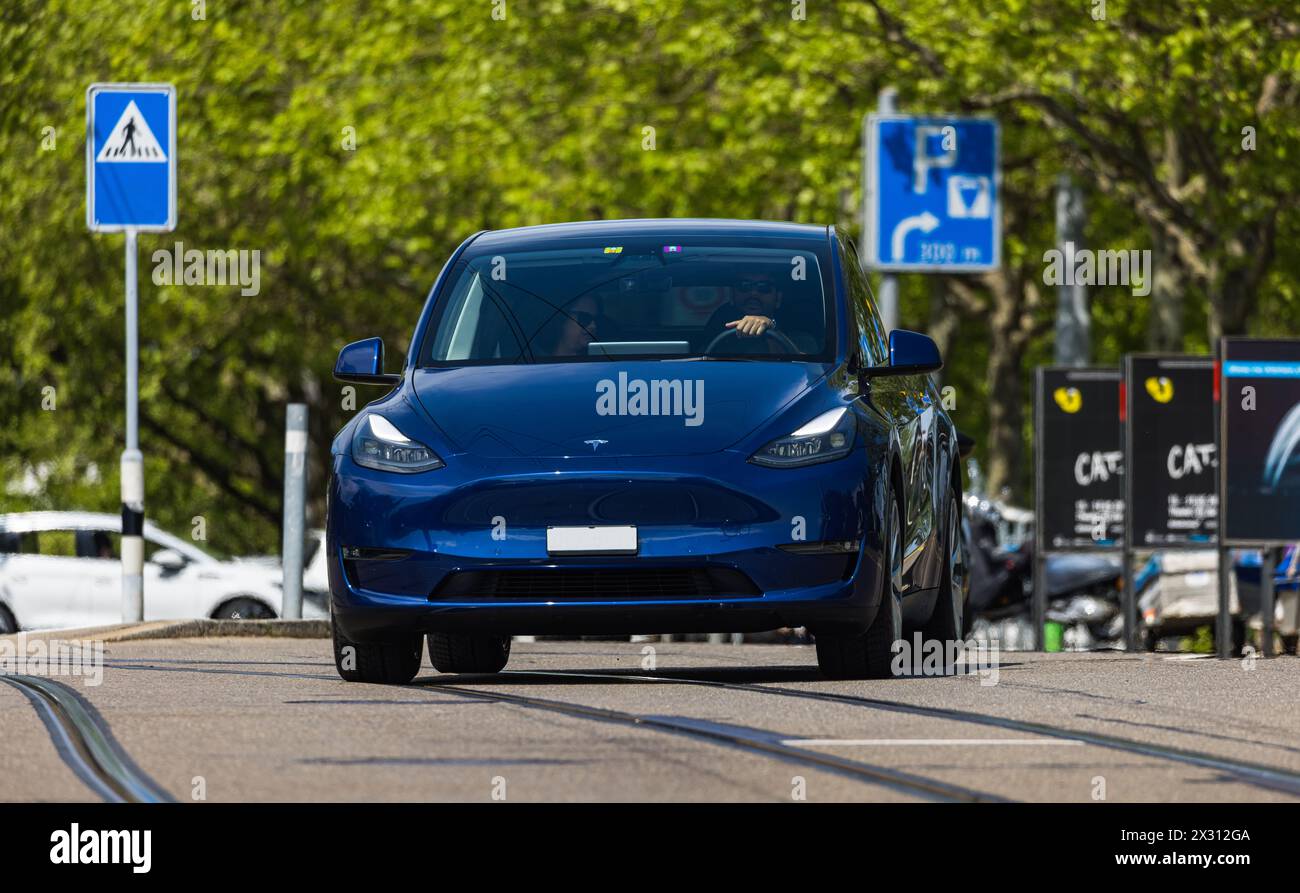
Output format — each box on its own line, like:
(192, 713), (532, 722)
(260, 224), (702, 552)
(603, 246), (623, 255)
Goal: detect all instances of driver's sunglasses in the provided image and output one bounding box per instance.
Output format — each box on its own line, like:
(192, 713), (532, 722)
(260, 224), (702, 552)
(737, 279), (776, 294)
(569, 310), (598, 327)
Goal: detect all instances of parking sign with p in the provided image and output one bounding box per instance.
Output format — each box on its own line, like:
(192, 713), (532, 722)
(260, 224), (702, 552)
(865, 115), (1000, 272)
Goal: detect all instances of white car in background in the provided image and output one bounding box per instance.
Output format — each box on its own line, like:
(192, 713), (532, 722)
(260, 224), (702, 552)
(236, 528), (329, 595)
(0, 511), (326, 633)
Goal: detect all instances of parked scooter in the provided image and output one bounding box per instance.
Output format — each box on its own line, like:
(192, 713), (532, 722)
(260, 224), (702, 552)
(965, 495), (1123, 649)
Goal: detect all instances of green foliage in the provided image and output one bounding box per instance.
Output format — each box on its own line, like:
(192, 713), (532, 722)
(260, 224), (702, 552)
(1183, 625), (1216, 654)
(1, 0), (1295, 551)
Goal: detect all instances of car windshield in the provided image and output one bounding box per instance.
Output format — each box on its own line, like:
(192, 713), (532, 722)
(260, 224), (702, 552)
(420, 239), (831, 364)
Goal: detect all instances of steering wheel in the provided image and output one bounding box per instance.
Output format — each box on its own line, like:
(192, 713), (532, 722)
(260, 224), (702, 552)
(704, 325), (801, 356)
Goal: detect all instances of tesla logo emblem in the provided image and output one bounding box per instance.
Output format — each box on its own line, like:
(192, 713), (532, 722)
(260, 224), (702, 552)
(584, 439), (609, 451)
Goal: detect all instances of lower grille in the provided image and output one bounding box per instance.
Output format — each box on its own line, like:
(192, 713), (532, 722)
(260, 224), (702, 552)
(430, 567), (761, 601)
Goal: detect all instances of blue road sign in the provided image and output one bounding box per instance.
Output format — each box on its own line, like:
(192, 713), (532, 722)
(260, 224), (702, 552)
(866, 115), (999, 272)
(86, 83), (176, 232)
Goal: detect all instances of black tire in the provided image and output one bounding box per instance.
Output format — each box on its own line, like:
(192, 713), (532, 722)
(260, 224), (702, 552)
(817, 492), (903, 680)
(332, 614), (422, 684)
(212, 596), (276, 620)
(0, 603), (17, 634)
(922, 489), (965, 645)
(428, 632), (511, 674)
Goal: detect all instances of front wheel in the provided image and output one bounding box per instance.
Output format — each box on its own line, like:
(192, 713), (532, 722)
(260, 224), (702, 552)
(212, 596), (276, 620)
(817, 493), (903, 680)
(332, 614), (422, 684)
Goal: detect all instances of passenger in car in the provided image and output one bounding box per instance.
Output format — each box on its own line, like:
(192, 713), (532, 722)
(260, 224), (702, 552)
(543, 295), (603, 358)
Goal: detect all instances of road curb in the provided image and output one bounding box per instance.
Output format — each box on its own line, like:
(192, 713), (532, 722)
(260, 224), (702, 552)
(0, 619), (330, 643)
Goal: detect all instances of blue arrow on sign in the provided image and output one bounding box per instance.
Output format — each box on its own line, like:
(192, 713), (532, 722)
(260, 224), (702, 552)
(87, 83), (177, 232)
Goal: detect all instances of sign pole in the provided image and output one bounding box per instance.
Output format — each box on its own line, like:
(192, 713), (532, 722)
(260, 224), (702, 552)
(88, 82), (176, 625)
(1121, 356), (1135, 650)
(1031, 550), (1046, 651)
(1121, 534), (1136, 650)
(1032, 368), (1045, 650)
(121, 228), (144, 622)
(280, 403), (309, 620)
(1215, 545), (1233, 658)
(1053, 174), (1089, 366)
(1215, 343), (1231, 658)
(874, 87), (899, 332)
(1260, 547), (1277, 658)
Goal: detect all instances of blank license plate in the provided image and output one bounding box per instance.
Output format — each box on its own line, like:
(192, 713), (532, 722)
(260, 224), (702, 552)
(546, 526), (638, 555)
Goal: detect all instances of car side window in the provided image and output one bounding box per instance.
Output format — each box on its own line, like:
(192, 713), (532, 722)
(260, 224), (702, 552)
(35, 529), (77, 557)
(0, 531), (39, 554)
(843, 239), (889, 365)
(76, 530), (120, 560)
(838, 240), (888, 367)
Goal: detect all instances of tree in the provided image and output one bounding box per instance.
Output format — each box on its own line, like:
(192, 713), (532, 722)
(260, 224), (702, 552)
(862, 0), (1298, 495)
(2, 0), (1295, 547)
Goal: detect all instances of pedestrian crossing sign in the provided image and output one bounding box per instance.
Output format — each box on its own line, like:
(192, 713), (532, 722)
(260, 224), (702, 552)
(87, 83), (176, 232)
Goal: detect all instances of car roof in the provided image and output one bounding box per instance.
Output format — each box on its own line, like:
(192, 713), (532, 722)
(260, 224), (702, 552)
(0, 511), (213, 562)
(466, 218), (831, 252)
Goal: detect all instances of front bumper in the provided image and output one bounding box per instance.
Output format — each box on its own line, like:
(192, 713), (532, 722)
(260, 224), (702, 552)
(327, 449), (886, 640)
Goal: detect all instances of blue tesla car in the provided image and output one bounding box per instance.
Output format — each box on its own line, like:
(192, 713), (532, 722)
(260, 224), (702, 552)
(327, 219), (967, 682)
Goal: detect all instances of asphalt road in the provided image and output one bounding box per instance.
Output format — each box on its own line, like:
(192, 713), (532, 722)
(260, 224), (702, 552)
(2, 638), (1298, 802)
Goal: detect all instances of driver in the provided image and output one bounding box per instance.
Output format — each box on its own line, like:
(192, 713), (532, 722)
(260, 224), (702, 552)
(706, 270), (783, 341)
(92, 530), (115, 559)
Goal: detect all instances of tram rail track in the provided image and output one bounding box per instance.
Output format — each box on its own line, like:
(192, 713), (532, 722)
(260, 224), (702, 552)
(422, 679), (1010, 802)
(481, 668), (1300, 798)
(1, 674), (172, 803)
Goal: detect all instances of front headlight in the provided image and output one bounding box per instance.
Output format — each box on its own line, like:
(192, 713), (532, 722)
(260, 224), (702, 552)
(351, 413), (444, 473)
(750, 406), (856, 468)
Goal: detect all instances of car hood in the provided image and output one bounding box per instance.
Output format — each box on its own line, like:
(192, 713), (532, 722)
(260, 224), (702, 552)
(411, 361), (830, 458)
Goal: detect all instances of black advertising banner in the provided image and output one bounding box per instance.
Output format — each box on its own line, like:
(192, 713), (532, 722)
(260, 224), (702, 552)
(1219, 338), (1300, 544)
(1124, 356), (1217, 547)
(1035, 367), (1124, 550)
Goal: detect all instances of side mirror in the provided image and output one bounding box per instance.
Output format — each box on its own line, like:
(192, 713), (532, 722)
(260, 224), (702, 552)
(876, 329), (942, 377)
(151, 548), (186, 572)
(956, 429), (976, 459)
(335, 338), (401, 385)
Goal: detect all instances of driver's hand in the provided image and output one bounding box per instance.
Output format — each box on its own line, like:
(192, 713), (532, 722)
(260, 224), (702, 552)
(725, 315), (774, 337)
